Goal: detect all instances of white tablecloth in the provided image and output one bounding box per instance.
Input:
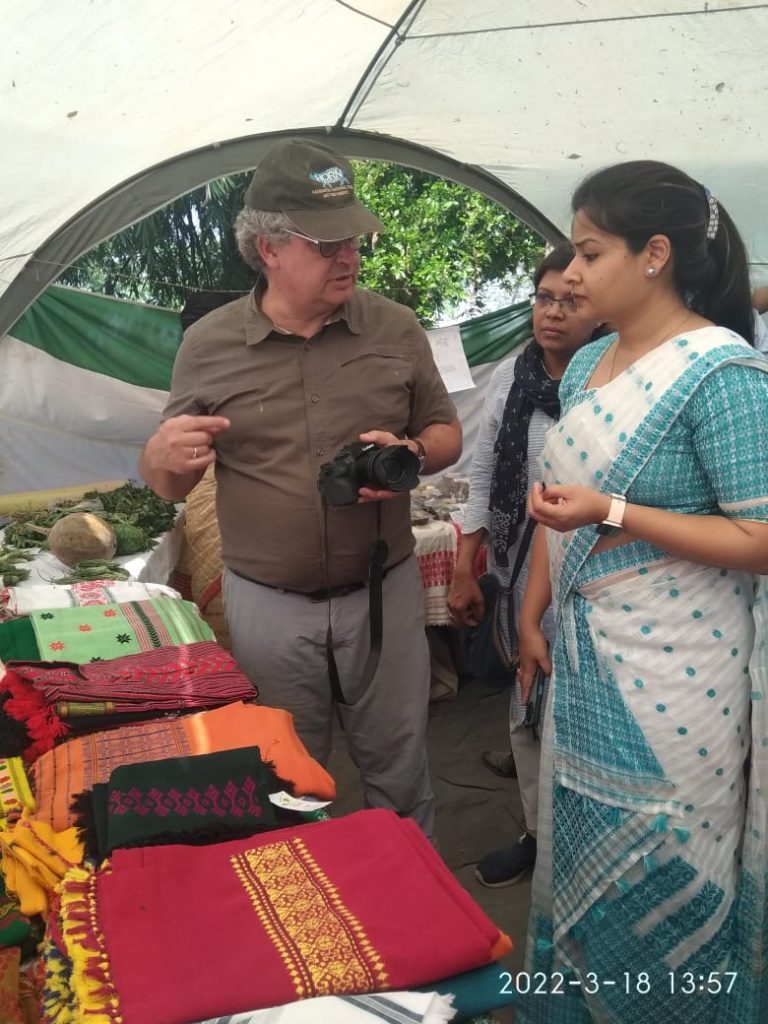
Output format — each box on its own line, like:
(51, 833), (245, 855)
(2, 514), (185, 589)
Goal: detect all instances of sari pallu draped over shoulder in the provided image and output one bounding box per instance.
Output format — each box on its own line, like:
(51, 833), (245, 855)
(519, 327), (768, 1023)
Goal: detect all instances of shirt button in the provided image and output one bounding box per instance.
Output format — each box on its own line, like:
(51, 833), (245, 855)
(311, 395), (319, 403)
(305, 343), (312, 351)
(315, 447), (325, 456)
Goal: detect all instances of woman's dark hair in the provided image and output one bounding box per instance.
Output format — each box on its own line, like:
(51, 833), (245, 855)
(571, 160), (754, 344)
(533, 241), (574, 289)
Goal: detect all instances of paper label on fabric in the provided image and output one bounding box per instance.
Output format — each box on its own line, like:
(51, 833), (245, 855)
(268, 790), (332, 811)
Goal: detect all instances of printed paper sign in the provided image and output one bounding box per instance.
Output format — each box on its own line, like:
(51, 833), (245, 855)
(426, 325), (475, 393)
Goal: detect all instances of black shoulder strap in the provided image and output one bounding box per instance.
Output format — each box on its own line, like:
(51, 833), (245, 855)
(508, 516), (537, 591)
(498, 516), (538, 665)
(325, 501), (388, 705)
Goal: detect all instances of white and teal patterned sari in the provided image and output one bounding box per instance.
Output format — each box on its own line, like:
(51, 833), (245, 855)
(518, 327), (768, 1023)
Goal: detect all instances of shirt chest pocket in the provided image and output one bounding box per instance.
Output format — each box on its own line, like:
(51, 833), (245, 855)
(210, 371), (303, 450)
(331, 349), (414, 428)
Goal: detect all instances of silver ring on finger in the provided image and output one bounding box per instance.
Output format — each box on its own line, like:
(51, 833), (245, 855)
(192, 446), (198, 460)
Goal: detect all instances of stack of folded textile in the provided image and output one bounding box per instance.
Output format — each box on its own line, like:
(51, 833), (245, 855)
(195, 990), (458, 1023)
(1, 640), (258, 759)
(0, 596), (215, 665)
(32, 700), (336, 831)
(52, 809), (509, 1024)
(0, 756), (53, 1022)
(0, 581), (182, 623)
(0, 583), (514, 1024)
(72, 745), (286, 859)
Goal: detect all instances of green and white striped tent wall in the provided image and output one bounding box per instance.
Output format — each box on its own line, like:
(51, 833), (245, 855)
(0, 285), (533, 495)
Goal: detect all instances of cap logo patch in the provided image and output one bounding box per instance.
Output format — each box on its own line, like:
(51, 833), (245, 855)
(309, 166), (351, 188)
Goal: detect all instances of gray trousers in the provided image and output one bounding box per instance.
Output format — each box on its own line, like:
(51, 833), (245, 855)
(222, 555), (435, 837)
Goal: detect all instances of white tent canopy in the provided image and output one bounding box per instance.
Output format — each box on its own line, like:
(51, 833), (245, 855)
(2, 0), (768, 336)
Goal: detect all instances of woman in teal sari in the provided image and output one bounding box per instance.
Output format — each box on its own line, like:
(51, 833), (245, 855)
(516, 161), (768, 1023)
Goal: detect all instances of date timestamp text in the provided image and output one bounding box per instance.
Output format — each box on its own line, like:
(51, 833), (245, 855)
(499, 970), (739, 996)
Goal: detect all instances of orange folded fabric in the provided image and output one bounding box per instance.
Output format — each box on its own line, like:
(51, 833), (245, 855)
(181, 702), (335, 800)
(32, 702), (335, 831)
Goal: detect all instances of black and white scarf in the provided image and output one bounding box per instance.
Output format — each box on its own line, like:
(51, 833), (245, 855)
(489, 341), (561, 566)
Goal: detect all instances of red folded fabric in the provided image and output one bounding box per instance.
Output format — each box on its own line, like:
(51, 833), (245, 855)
(8, 640), (255, 709)
(60, 809), (511, 1024)
(0, 667), (69, 762)
(3, 641), (257, 760)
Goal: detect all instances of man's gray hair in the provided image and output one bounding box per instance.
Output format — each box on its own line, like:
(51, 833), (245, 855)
(234, 208), (295, 272)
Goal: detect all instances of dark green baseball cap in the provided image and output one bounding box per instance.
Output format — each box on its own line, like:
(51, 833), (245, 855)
(244, 138), (383, 241)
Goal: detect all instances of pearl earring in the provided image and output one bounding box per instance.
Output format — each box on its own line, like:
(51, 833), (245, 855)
(646, 266), (657, 277)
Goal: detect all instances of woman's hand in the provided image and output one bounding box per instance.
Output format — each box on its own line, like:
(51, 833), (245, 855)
(528, 481), (610, 534)
(447, 570), (485, 627)
(517, 623), (552, 704)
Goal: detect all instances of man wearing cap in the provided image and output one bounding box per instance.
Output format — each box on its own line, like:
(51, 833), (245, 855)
(139, 138), (462, 837)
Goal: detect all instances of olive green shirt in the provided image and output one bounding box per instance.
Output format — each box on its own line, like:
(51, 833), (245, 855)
(163, 286), (456, 591)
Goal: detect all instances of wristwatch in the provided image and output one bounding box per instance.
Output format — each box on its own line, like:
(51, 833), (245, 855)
(410, 437), (428, 472)
(596, 493), (627, 536)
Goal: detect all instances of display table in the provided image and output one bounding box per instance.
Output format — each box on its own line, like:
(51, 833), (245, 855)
(9, 516), (461, 625)
(2, 516), (185, 589)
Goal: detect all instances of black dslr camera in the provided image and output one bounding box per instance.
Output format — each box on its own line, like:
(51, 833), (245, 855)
(318, 441), (420, 507)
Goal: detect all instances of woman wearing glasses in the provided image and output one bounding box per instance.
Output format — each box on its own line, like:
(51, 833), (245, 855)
(448, 243), (601, 887)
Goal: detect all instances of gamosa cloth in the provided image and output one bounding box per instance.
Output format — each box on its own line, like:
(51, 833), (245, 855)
(193, 990), (456, 1023)
(0, 581), (181, 622)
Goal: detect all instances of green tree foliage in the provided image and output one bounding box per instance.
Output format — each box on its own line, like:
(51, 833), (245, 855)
(353, 162), (543, 325)
(60, 174), (255, 306)
(59, 162), (543, 325)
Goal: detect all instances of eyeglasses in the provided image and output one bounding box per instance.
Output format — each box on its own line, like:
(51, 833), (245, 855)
(283, 228), (363, 259)
(530, 290), (578, 314)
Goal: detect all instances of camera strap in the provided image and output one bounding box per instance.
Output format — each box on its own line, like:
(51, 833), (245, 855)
(323, 501), (388, 705)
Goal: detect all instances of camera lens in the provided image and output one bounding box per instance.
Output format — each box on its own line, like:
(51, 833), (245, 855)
(367, 446), (420, 492)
